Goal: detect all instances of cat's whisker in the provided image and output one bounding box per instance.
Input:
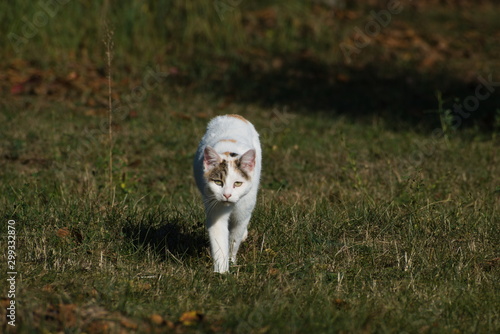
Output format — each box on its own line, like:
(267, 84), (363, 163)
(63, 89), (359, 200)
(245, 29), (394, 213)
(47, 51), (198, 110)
(204, 198), (219, 217)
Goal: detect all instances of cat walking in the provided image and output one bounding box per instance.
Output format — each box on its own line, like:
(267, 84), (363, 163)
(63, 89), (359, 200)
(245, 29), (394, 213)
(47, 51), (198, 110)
(193, 115), (261, 273)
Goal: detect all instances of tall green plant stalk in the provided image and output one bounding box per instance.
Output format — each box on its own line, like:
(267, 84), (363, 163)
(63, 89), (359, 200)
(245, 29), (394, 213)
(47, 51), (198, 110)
(104, 27), (115, 206)
(436, 91), (452, 146)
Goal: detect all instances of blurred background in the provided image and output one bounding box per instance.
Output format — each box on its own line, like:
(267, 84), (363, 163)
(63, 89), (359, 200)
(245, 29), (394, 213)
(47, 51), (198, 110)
(2, 0), (499, 131)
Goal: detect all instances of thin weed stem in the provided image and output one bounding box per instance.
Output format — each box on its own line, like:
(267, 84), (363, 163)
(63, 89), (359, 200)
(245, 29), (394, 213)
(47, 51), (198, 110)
(104, 26), (115, 207)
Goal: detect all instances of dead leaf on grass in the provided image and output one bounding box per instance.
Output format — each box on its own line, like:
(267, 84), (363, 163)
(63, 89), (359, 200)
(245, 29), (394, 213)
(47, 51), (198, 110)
(268, 267), (280, 276)
(178, 310), (204, 326)
(481, 257), (500, 271)
(332, 298), (349, 309)
(42, 284), (55, 293)
(56, 227), (71, 238)
(56, 227), (83, 244)
(58, 304), (78, 327)
(120, 318), (138, 330)
(0, 297), (11, 308)
(149, 313), (165, 325)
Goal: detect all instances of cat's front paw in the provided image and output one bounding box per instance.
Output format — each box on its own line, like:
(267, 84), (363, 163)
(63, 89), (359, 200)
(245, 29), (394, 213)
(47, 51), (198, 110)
(213, 261), (230, 274)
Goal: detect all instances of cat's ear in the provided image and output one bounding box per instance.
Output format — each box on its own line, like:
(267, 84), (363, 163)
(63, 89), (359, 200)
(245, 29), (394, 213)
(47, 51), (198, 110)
(238, 149), (256, 173)
(203, 146), (221, 170)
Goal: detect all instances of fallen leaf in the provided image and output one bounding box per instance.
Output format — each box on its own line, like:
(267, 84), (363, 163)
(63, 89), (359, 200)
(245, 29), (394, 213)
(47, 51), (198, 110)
(178, 311), (204, 326)
(66, 71), (78, 81)
(481, 257), (500, 271)
(42, 284), (54, 293)
(333, 298), (349, 309)
(57, 227), (71, 238)
(149, 314), (164, 325)
(85, 320), (110, 333)
(0, 298), (10, 308)
(120, 318), (138, 330)
(264, 248), (276, 256)
(268, 267), (280, 276)
(166, 320), (176, 329)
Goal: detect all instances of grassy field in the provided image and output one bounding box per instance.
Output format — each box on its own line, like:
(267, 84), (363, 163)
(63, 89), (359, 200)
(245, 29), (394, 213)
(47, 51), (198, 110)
(1, 0), (500, 333)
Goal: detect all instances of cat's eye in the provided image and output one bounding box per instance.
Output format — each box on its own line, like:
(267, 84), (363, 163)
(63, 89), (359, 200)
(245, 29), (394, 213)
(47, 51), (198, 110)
(213, 180), (224, 186)
(234, 181), (243, 187)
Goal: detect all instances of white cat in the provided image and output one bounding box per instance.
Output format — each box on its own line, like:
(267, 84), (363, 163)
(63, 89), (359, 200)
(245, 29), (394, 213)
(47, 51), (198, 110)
(193, 114), (262, 273)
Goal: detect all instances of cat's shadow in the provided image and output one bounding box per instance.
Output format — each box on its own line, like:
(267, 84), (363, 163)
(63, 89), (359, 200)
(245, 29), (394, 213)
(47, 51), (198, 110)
(123, 218), (208, 261)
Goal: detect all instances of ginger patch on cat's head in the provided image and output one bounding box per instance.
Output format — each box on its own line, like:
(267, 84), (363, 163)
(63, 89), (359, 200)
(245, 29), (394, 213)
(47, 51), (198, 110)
(227, 114), (249, 123)
(219, 139), (237, 143)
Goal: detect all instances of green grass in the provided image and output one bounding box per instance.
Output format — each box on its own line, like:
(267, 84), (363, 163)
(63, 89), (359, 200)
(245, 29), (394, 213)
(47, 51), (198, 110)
(1, 0), (500, 333)
(1, 96), (499, 332)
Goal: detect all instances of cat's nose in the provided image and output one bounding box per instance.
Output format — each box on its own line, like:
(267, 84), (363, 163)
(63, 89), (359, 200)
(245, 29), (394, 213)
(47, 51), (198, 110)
(223, 193), (232, 200)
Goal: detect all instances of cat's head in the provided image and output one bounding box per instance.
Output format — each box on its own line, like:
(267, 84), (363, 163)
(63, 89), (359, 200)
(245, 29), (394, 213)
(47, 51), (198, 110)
(203, 146), (256, 204)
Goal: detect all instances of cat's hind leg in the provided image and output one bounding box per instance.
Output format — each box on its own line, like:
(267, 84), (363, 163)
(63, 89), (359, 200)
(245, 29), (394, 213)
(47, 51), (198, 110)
(229, 220), (249, 264)
(228, 202), (254, 264)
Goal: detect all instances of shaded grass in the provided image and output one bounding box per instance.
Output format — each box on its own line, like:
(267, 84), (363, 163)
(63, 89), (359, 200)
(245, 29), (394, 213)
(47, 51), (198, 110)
(2, 1), (500, 131)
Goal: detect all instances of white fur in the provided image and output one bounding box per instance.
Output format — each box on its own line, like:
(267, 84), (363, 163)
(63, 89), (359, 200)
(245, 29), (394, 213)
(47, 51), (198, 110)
(194, 115), (261, 273)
